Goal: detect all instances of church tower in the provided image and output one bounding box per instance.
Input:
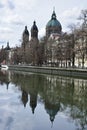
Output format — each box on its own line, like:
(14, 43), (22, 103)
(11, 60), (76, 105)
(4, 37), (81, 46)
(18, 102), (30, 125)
(22, 26), (29, 47)
(5, 41), (10, 50)
(30, 21), (39, 66)
(31, 21), (38, 39)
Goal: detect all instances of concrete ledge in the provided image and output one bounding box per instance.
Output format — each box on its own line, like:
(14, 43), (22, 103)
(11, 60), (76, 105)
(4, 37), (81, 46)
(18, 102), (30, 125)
(8, 65), (87, 78)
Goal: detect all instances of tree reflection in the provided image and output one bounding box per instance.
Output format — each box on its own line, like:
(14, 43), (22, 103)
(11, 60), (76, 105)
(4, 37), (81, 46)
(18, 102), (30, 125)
(0, 70), (10, 89)
(0, 70), (87, 129)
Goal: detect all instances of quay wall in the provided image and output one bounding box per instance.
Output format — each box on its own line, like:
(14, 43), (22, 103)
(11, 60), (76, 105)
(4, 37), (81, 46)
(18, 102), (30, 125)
(8, 65), (87, 78)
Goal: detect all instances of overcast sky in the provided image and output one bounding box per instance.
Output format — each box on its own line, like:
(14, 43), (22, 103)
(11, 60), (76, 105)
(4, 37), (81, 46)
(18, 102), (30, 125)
(0, 0), (87, 48)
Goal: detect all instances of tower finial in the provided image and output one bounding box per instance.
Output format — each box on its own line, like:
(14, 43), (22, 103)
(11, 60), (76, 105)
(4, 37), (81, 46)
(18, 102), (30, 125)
(53, 7), (55, 12)
(33, 20), (36, 25)
(52, 7), (56, 19)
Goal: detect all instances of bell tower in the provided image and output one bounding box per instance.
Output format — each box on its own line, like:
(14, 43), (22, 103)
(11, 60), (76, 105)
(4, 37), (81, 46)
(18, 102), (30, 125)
(22, 26), (29, 47)
(31, 21), (38, 39)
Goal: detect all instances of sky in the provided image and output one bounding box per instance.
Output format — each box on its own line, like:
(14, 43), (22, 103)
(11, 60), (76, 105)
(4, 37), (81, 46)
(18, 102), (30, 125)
(0, 0), (87, 48)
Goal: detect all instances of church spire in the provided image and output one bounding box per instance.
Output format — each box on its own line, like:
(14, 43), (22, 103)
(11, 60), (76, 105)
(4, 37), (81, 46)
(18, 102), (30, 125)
(53, 6), (55, 12)
(22, 26), (29, 47)
(51, 7), (56, 20)
(5, 41), (10, 50)
(23, 26), (29, 36)
(31, 21), (38, 39)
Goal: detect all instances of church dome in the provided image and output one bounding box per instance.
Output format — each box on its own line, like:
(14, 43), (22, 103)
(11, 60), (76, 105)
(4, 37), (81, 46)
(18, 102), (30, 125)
(46, 11), (61, 28)
(46, 10), (62, 38)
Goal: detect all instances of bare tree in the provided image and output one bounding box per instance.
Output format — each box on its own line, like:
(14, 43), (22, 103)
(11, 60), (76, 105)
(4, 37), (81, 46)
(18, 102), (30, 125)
(0, 47), (7, 63)
(68, 24), (77, 67)
(75, 30), (87, 68)
(37, 37), (46, 66)
(75, 9), (87, 68)
(78, 9), (87, 29)
(29, 38), (39, 65)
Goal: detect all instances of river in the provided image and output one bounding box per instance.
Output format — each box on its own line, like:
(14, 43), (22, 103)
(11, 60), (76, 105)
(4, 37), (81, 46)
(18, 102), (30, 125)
(0, 69), (87, 130)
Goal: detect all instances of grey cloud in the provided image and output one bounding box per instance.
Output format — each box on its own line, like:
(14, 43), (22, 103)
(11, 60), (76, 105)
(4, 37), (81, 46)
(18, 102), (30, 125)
(12, 21), (24, 26)
(0, 28), (13, 34)
(0, 41), (6, 44)
(8, 0), (15, 10)
(0, 3), (4, 8)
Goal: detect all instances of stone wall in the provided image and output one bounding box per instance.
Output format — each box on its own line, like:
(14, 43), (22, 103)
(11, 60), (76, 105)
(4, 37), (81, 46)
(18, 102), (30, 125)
(8, 65), (87, 78)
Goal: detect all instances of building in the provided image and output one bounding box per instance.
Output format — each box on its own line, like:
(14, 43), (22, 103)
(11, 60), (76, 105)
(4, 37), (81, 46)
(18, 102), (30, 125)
(46, 10), (63, 66)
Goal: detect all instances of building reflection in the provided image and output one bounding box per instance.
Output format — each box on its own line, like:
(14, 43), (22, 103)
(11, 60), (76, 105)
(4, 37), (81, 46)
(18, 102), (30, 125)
(30, 92), (37, 114)
(45, 101), (60, 124)
(43, 76), (61, 124)
(21, 90), (28, 107)
(0, 70), (87, 129)
(0, 70), (10, 89)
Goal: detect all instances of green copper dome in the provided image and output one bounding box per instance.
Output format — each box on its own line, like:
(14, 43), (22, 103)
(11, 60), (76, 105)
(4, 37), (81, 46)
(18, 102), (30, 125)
(46, 10), (62, 37)
(46, 11), (62, 28)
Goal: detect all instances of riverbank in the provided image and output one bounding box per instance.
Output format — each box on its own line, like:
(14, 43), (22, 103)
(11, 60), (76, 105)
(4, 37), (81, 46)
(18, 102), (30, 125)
(8, 65), (87, 78)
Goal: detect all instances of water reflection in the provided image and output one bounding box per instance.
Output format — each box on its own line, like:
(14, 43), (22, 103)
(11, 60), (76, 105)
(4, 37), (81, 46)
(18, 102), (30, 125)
(0, 69), (10, 89)
(0, 70), (87, 130)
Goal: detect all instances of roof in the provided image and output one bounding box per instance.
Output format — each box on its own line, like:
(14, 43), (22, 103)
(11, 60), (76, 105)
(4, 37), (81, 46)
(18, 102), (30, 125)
(31, 21), (38, 31)
(46, 11), (62, 29)
(23, 26), (29, 35)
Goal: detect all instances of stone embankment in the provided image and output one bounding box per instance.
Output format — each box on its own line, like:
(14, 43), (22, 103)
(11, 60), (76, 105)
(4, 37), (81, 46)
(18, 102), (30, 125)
(8, 65), (87, 78)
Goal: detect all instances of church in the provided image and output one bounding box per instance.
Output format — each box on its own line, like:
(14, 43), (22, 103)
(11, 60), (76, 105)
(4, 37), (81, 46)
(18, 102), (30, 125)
(7, 9), (87, 68)
(21, 9), (63, 66)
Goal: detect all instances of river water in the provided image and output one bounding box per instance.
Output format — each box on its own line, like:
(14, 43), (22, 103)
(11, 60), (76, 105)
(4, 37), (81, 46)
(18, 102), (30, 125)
(0, 69), (87, 130)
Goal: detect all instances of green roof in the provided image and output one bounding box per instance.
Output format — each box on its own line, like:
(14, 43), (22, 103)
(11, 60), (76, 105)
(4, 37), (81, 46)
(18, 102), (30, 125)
(46, 19), (61, 27)
(46, 10), (62, 28)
